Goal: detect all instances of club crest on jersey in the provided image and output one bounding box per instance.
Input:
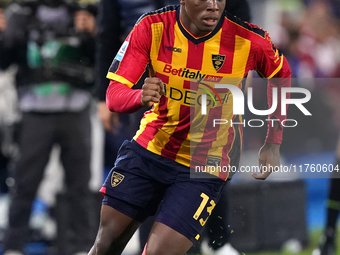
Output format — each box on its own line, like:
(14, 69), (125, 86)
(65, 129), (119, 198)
(212, 54), (226, 71)
(111, 171), (125, 187)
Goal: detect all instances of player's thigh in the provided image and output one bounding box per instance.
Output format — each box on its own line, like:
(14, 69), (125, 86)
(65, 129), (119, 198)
(155, 177), (226, 244)
(101, 140), (168, 221)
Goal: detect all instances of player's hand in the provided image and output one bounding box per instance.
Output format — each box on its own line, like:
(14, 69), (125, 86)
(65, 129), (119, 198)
(141, 77), (165, 107)
(97, 101), (121, 134)
(252, 143), (280, 180)
(0, 9), (7, 31)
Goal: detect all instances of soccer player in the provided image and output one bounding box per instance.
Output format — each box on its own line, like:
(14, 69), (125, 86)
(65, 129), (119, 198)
(88, 0), (291, 254)
(312, 136), (340, 255)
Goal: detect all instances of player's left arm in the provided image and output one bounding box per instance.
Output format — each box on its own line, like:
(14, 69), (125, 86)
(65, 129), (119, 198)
(252, 34), (291, 180)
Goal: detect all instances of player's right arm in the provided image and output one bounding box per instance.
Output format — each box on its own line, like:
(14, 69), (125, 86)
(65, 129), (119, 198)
(106, 77), (164, 113)
(105, 14), (164, 114)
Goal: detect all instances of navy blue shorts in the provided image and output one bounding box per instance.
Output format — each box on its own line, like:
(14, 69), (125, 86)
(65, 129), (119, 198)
(101, 140), (226, 243)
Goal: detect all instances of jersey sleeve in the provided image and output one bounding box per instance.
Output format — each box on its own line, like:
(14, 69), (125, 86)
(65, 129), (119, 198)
(106, 17), (152, 88)
(265, 56), (291, 144)
(255, 31), (284, 79)
(106, 80), (143, 113)
(253, 29), (292, 144)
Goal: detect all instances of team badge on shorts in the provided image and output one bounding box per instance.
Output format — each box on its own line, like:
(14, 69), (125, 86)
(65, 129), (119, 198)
(111, 171), (125, 187)
(212, 54), (226, 71)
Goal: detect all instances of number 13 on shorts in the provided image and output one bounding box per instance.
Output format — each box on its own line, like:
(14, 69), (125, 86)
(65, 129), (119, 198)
(193, 193), (216, 226)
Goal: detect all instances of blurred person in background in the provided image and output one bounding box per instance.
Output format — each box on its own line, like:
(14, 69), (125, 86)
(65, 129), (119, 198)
(0, 1), (21, 236)
(296, 0), (340, 79)
(0, 2), (19, 192)
(274, 0), (340, 80)
(0, 0), (17, 237)
(0, 0), (97, 254)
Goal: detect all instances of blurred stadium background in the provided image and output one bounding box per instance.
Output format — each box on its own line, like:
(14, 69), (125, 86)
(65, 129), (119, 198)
(0, 0), (340, 254)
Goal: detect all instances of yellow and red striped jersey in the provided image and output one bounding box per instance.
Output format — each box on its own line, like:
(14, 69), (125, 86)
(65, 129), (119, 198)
(107, 5), (289, 179)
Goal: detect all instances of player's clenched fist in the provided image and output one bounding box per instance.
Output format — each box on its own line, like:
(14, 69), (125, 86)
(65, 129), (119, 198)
(141, 77), (165, 107)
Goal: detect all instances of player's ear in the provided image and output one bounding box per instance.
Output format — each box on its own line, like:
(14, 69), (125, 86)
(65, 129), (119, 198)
(179, 0), (185, 5)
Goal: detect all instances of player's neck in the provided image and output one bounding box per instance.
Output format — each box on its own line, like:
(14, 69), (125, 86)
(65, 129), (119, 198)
(179, 15), (210, 38)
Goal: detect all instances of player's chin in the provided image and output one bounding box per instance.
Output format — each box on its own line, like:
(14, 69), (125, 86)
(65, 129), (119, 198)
(198, 23), (217, 33)
(197, 26), (215, 34)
